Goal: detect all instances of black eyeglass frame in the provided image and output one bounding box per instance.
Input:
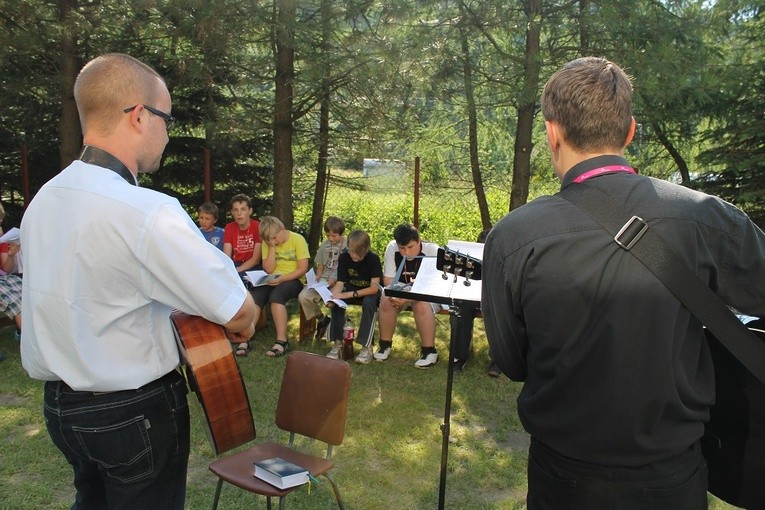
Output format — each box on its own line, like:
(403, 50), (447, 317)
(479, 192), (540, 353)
(123, 104), (175, 130)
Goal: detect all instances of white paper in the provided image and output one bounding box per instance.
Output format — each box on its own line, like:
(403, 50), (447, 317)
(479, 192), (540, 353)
(0, 227), (20, 244)
(445, 239), (484, 260)
(244, 270), (281, 287)
(315, 285), (347, 308)
(306, 268), (329, 289)
(408, 256), (482, 303)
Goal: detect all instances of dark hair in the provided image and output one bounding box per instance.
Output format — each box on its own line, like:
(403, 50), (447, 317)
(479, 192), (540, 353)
(198, 201), (219, 219)
(324, 216), (345, 235)
(228, 193), (252, 210)
(393, 223), (420, 245)
(541, 57), (633, 152)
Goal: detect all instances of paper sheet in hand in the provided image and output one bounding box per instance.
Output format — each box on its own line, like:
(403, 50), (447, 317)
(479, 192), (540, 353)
(0, 227), (20, 244)
(306, 268), (329, 289)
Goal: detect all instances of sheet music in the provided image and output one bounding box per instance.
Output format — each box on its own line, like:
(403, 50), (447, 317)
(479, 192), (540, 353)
(445, 240), (484, 260)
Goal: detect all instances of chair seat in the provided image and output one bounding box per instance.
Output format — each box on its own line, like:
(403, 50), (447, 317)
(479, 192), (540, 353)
(209, 442), (334, 497)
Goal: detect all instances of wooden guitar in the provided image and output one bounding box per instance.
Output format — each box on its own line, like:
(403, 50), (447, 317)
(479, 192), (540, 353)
(703, 319), (765, 510)
(170, 311), (256, 455)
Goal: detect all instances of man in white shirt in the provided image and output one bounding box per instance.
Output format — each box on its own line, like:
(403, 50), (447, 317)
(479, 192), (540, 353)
(376, 223), (441, 368)
(21, 53), (257, 510)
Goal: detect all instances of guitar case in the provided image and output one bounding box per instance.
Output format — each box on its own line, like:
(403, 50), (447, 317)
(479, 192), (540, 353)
(702, 318), (765, 510)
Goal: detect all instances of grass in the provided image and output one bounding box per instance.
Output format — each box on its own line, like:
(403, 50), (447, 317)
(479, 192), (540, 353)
(0, 308), (738, 510)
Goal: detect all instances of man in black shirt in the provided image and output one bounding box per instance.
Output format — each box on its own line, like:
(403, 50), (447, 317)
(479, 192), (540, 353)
(482, 57), (765, 509)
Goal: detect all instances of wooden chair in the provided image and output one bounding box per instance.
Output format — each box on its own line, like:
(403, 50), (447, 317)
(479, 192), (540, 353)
(209, 351), (352, 510)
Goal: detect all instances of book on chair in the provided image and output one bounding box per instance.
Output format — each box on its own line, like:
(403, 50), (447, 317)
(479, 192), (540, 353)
(253, 457), (309, 489)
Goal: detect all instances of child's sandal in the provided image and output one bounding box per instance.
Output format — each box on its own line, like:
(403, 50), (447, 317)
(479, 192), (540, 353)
(266, 340), (290, 357)
(234, 342), (250, 357)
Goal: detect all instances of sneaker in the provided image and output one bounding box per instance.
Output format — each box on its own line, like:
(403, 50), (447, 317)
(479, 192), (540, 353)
(374, 343), (392, 361)
(415, 349), (438, 369)
(326, 340), (342, 359)
(453, 358), (467, 374)
(315, 315), (331, 340)
(487, 363), (502, 378)
(355, 347), (372, 364)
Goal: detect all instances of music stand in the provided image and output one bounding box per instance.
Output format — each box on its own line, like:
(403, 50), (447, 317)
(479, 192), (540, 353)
(384, 244), (483, 510)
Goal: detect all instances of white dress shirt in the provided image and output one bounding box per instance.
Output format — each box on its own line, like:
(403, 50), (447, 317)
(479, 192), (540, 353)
(21, 160), (247, 391)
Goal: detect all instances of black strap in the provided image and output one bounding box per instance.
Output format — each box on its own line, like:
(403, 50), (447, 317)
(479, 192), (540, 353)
(79, 145), (136, 186)
(559, 184), (765, 385)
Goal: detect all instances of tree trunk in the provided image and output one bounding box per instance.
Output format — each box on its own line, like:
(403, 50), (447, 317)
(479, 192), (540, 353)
(651, 121), (690, 186)
(309, 0), (332, 254)
(57, 0), (81, 170)
(459, 1), (491, 230)
(509, 0), (542, 212)
(273, 0), (296, 228)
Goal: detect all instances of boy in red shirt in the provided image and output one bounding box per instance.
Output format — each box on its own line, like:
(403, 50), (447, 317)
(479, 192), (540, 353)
(223, 194), (262, 274)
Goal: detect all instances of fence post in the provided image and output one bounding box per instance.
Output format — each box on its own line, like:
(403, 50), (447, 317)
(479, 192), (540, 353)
(414, 156), (420, 230)
(203, 147), (212, 203)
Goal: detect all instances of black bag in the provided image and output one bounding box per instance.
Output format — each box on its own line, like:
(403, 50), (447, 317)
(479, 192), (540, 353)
(702, 319), (765, 509)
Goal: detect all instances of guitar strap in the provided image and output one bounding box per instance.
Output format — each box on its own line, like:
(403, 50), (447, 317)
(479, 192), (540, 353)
(558, 183), (765, 384)
(79, 145), (137, 186)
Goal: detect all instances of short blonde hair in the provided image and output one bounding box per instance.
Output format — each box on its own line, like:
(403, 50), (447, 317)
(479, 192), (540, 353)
(259, 216), (285, 243)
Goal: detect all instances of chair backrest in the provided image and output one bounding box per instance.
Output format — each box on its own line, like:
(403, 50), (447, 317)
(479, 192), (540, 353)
(275, 351), (352, 446)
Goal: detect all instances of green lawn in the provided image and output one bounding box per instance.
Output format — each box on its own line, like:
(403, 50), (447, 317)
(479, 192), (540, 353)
(0, 308), (737, 509)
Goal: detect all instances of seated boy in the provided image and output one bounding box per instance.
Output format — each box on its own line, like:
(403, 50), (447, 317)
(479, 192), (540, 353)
(325, 230), (382, 364)
(197, 201), (225, 251)
(297, 216), (347, 339)
(236, 216), (309, 358)
(376, 223), (441, 368)
(223, 194), (262, 275)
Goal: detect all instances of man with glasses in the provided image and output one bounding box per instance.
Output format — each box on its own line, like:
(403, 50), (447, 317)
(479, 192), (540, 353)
(21, 53), (257, 509)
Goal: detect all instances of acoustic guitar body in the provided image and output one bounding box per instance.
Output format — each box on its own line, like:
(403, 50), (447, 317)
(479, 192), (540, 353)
(703, 319), (765, 510)
(171, 311), (256, 455)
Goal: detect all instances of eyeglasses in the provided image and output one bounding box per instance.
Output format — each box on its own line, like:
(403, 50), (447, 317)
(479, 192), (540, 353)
(123, 104), (175, 130)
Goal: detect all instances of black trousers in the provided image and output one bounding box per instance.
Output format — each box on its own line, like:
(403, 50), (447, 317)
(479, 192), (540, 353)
(527, 438), (708, 510)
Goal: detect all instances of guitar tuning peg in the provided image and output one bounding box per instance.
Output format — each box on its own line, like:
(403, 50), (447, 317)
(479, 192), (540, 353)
(444, 252), (452, 261)
(466, 259), (474, 269)
(465, 270), (473, 285)
(442, 264), (451, 279)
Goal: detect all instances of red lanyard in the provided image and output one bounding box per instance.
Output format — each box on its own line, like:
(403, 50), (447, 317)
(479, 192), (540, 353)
(572, 165), (635, 183)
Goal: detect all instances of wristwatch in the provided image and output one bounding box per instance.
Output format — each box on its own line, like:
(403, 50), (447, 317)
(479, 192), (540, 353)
(352, 290), (359, 299)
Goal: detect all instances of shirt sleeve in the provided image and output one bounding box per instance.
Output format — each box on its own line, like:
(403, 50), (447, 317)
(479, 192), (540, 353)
(383, 241), (397, 279)
(141, 203), (247, 325)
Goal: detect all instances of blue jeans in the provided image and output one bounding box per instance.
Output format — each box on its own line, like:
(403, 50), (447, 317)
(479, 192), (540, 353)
(44, 370), (190, 510)
(527, 438), (708, 510)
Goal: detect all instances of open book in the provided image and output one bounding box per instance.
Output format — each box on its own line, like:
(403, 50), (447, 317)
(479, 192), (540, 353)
(306, 268), (347, 308)
(253, 457), (309, 489)
(244, 270), (281, 287)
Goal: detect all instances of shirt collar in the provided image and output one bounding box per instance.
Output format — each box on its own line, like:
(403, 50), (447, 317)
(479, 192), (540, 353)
(560, 155), (632, 190)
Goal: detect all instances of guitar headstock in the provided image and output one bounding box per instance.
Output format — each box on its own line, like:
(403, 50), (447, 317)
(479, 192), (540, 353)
(436, 246), (483, 285)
